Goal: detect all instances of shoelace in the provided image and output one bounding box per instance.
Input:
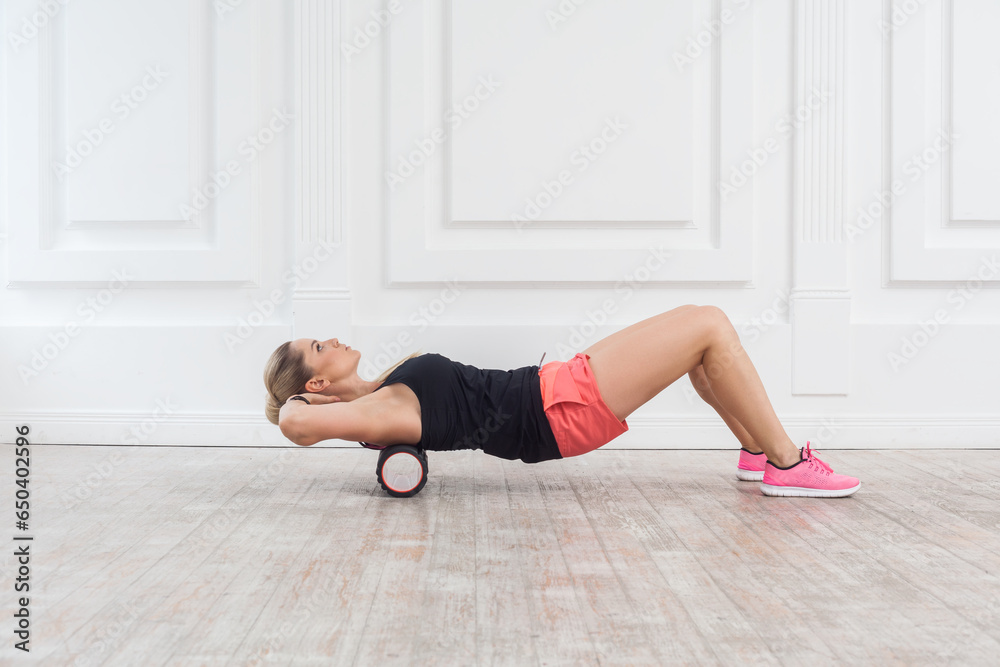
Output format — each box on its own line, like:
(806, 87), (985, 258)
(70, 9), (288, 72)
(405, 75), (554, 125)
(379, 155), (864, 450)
(803, 441), (833, 474)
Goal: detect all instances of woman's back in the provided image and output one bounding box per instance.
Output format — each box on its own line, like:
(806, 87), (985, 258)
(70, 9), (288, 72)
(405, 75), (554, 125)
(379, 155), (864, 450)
(372, 353), (562, 463)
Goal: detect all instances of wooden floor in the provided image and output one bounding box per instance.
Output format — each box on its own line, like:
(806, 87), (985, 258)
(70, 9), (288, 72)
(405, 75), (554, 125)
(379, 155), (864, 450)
(3, 446), (1000, 666)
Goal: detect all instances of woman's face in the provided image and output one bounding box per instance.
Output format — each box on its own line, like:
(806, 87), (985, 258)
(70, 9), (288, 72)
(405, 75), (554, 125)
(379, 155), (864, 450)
(292, 337), (361, 391)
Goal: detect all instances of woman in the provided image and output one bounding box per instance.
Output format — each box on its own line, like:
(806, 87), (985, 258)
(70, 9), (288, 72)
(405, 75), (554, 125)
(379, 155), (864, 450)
(263, 304), (860, 497)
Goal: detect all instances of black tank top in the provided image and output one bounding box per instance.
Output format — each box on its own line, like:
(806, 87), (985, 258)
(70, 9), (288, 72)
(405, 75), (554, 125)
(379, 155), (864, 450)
(372, 353), (562, 464)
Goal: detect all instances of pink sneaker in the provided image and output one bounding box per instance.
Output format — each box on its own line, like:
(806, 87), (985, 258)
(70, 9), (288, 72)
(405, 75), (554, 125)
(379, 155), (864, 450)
(736, 448), (766, 481)
(760, 442), (861, 498)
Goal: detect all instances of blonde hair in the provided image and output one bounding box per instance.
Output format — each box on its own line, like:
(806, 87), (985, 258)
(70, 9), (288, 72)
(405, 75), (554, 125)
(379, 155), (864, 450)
(262, 343), (422, 425)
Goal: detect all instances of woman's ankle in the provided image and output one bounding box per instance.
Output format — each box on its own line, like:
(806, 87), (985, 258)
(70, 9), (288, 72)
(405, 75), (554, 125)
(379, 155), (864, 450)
(768, 446), (802, 469)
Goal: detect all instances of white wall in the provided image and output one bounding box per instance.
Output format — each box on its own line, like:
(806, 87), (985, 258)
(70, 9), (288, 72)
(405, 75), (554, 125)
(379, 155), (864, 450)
(2, 0), (998, 449)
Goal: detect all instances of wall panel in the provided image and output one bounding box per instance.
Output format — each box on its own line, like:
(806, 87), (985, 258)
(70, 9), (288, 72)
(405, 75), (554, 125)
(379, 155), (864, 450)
(386, 0), (753, 285)
(5, 0), (259, 285)
(888, 0), (1000, 282)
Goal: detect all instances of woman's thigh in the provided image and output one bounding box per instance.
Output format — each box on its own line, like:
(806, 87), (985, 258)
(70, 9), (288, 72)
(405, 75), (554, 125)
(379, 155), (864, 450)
(582, 304), (697, 359)
(583, 305), (725, 422)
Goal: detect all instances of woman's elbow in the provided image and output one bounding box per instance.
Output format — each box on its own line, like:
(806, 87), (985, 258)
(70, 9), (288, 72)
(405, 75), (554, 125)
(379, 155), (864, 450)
(279, 415), (312, 446)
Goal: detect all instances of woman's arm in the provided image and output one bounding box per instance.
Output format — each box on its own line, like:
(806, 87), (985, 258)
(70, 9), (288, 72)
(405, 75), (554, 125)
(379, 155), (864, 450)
(279, 394), (380, 447)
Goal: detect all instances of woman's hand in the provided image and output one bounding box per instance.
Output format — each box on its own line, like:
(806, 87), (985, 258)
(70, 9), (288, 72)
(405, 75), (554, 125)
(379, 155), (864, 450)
(289, 393), (341, 405)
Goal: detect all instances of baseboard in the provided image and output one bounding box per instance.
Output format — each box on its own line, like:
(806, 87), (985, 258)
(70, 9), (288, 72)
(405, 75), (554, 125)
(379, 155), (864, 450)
(0, 411), (284, 447)
(619, 415), (1000, 449)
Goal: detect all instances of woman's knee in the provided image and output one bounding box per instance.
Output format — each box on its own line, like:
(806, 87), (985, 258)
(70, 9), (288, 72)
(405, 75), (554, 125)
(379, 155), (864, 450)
(697, 305), (737, 340)
(688, 364), (711, 393)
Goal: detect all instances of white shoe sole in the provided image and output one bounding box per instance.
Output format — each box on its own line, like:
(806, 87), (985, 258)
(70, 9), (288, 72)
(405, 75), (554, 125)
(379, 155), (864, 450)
(759, 481), (861, 498)
(736, 469), (764, 481)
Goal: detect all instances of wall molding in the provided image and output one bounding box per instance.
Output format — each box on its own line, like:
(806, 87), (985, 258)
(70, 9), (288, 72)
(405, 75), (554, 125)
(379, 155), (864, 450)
(293, 287), (352, 301)
(791, 0), (851, 395)
(5, 0), (262, 284)
(794, 0), (846, 244)
(886, 0), (1000, 282)
(942, 0), (999, 227)
(46, 1), (213, 237)
(293, 0), (343, 245)
(385, 0), (754, 284)
(291, 0), (350, 340)
(789, 287), (851, 299)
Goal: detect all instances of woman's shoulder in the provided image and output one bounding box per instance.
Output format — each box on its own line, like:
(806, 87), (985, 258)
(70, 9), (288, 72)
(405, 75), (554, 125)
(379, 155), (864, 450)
(398, 352), (449, 370)
(384, 352), (545, 380)
(376, 352), (447, 388)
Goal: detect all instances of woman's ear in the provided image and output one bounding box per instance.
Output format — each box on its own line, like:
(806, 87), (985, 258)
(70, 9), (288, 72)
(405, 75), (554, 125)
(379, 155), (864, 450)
(305, 378), (326, 393)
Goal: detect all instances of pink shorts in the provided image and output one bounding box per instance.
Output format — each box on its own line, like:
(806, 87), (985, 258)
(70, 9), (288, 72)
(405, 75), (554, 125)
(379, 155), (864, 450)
(538, 352), (628, 458)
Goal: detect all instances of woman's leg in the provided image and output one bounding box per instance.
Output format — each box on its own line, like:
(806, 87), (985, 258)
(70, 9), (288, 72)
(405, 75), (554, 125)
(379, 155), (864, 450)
(583, 305), (800, 467)
(582, 305), (761, 452)
(581, 304), (698, 358)
(689, 365), (762, 453)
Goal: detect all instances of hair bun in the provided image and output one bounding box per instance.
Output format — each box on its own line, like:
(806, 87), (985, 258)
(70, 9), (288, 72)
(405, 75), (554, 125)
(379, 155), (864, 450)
(264, 394), (282, 426)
